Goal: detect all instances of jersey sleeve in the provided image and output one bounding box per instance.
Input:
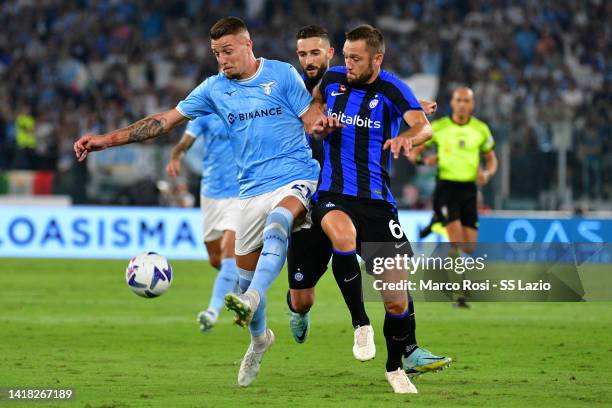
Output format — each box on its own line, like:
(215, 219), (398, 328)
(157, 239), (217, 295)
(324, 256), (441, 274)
(282, 64), (313, 117)
(176, 78), (215, 120)
(381, 76), (423, 118)
(479, 123), (495, 153)
(184, 118), (205, 139)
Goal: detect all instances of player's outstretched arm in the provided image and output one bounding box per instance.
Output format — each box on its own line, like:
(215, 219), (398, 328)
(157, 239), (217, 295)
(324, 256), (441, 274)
(300, 99), (344, 139)
(418, 99), (437, 116)
(383, 110), (432, 159)
(401, 110), (432, 147)
(166, 133), (196, 177)
(300, 84), (341, 139)
(74, 108), (189, 162)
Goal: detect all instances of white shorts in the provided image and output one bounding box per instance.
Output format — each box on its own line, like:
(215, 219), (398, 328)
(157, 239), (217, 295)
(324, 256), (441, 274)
(200, 195), (240, 242)
(235, 180), (317, 256)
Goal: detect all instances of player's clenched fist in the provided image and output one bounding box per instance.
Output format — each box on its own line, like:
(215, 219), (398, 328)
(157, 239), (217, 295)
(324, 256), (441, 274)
(73, 134), (108, 162)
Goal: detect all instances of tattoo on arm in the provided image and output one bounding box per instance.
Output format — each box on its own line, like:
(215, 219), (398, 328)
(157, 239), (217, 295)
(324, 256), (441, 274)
(127, 117), (167, 143)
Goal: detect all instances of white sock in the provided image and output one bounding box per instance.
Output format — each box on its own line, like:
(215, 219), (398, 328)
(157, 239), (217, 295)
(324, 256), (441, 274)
(245, 288), (261, 307)
(251, 331), (269, 352)
(206, 308), (219, 323)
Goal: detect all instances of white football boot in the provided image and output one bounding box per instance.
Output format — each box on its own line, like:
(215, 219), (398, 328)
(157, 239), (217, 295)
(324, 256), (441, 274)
(353, 325), (376, 361)
(237, 328), (275, 387)
(196, 309), (217, 333)
(385, 368), (418, 394)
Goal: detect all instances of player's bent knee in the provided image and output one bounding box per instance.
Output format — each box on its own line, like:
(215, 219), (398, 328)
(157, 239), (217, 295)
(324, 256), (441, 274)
(322, 212), (357, 252)
(328, 224), (357, 252)
(209, 254), (221, 269)
(332, 235), (357, 252)
(384, 300), (408, 315)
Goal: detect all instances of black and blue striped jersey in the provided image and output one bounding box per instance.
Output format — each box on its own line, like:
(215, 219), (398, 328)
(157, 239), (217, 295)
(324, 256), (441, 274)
(317, 66), (422, 206)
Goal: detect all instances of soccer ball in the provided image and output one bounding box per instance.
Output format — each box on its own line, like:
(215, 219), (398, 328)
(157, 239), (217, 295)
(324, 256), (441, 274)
(125, 252), (173, 298)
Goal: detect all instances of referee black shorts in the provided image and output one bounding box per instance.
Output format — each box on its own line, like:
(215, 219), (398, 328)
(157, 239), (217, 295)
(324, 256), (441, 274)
(434, 180), (478, 229)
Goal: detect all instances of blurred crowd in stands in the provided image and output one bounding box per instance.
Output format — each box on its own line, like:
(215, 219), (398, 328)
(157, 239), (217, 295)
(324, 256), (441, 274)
(0, 0), (609, 207)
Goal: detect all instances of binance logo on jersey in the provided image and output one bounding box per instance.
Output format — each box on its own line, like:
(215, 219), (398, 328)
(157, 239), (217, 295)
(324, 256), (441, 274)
(326, 108), (381, 129)
(228, 106), (283, 125)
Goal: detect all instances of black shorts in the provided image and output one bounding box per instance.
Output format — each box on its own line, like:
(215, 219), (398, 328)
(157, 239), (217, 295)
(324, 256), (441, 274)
(313, 192), (412, 258)
(287, 221), (332, 290)
(434, 180), (478, 229)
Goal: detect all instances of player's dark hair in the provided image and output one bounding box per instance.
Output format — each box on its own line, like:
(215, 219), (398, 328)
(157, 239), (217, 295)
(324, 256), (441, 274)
(210, 16), (248, 40)
(345, 24), (385, 54)
(296, 24), (329, 40)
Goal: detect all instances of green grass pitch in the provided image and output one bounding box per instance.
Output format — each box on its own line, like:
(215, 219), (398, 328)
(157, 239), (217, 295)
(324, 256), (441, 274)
(1, 259), (611, 407)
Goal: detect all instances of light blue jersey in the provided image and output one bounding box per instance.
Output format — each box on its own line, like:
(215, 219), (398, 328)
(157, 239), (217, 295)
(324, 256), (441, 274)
(184, 115), (239, 199)
(176, 58), (319, 198)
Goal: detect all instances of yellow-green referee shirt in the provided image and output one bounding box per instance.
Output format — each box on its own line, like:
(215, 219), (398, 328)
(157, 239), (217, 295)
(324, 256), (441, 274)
(426, 116), (495, 182)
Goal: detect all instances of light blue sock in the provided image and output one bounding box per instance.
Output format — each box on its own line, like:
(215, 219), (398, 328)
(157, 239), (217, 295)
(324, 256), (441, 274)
(249, 207), (293, 297)
(249, 295), (267, 337)
(248, 207), (293, 336)
(237, 267), (254, 294)
(237, 267), (267, 336)
(208, 258), (238, 313)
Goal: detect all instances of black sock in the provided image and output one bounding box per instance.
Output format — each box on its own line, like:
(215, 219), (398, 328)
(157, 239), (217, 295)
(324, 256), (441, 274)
(384, 309), (412, 372)
(331, 251), (370, 328)
(286, 289), (310, 314)
(404, 298), (418, 357)
(286, 290), (298, 313)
